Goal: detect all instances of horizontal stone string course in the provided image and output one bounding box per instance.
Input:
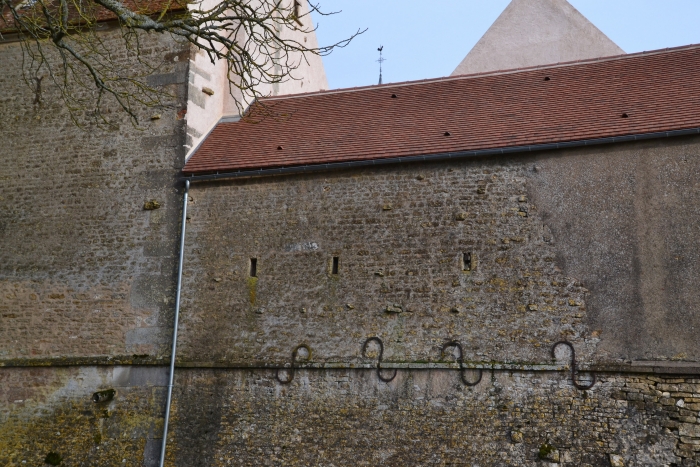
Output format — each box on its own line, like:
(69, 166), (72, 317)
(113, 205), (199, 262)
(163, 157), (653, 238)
(3, 357), (700, 374)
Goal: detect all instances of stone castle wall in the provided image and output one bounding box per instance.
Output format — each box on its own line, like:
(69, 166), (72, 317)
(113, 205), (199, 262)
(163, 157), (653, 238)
(168, 369), (700, 467)
(180, 136), (700, 367)
(2, 23), (700, 466)
(180, 155), (594, 366)
(1, 366), (168, 466)
(0, 27), (187, 466)
(171, 136), (700, 466)
(3, 366), (700, 466)
(0, 27), (189, 361)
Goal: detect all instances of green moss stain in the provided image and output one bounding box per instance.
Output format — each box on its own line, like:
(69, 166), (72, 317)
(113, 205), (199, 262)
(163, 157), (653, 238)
(44, 452), (63, 465)
(143, 200), (161, 210)
(247, 277), (258, 305)
(538, 443), (555, 460)
(0, 379), (161, 467)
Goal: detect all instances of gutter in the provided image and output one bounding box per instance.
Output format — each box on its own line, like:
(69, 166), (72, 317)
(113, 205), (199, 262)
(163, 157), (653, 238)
(181, 127), (700, 183)
(159, 180), (189, 467)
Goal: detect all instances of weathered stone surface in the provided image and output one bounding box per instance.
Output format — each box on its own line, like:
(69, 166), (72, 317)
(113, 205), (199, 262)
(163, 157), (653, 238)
(168, 371), (685, 466)
(609, 453), (625, 467)
(511, 430), (524, 443)
(0, 366), (167, 467)
(680, 423), (700, 438)
(180, 159), (593, 366)
(2, 17), (700, 467)
(169, 136), (700, 465)
(530, 135), (700, 362)
(0, 29), (188, 360)
(2, 367), (697, 465)
(143, 200), (162, 211)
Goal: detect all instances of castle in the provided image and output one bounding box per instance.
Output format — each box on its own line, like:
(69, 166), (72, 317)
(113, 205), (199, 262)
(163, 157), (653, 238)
(2, 1), (700, 466)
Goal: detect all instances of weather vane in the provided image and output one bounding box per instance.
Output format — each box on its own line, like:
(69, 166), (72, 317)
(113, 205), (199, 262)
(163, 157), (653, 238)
(377, 45), (386, 85)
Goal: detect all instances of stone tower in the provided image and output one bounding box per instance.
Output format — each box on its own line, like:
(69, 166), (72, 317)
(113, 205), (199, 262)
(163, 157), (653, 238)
(185, 0), (328, 156)
(452, 0), (624, 76)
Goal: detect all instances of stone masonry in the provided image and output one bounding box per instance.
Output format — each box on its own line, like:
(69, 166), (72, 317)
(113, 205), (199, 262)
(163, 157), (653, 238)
(2, 20), (700, 467)
(167, 136), (700, 466)
(0, 26), (187, 465)
(179, 158), (594, 367)
(0, 27), (188, 360)
(169, 370), (700, 467)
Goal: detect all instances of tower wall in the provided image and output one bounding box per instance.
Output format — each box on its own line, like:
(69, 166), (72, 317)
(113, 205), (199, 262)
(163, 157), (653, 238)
(0, 27), (188, 465)
(184, 0), (329, 156)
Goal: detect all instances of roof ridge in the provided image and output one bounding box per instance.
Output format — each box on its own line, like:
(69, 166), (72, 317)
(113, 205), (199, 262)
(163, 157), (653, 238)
(261, 43), (700, 102)
(184, 44), (700, 176)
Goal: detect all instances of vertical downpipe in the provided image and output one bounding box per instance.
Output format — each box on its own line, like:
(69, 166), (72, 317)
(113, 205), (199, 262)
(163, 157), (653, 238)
(159, 179), (190, 467)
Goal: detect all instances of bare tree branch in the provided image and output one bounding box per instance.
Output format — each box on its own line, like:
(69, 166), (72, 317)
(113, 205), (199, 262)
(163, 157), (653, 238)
(0, 0), (363, 126)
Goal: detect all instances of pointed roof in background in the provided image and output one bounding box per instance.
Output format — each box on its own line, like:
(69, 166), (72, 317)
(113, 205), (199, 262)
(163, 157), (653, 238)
(452, 0), (624, 76)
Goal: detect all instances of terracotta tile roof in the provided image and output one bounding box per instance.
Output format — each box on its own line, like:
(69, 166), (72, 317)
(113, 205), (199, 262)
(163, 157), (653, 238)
(183, 44), (700, 176)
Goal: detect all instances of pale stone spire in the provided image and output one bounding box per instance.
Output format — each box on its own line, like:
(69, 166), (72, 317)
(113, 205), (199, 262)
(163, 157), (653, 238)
(451, 0), (624, 76)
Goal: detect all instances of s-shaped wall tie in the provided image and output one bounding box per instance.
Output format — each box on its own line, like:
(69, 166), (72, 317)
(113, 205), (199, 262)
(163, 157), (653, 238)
(551, 340), (596, 390)
(276, 344), (311, 384)
(441, 340), (483, 386)
(362, 337), (397, 383)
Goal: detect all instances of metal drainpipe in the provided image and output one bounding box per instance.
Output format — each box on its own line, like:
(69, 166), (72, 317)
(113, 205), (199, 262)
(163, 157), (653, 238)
(159, 179), (189, 467)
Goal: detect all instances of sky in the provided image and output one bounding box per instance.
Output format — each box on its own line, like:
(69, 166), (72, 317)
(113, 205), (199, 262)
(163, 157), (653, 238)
(311, 1), (700, 90)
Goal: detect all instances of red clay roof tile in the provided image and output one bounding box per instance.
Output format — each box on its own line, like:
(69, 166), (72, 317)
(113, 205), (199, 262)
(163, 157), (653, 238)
(183, 45), (700, 175)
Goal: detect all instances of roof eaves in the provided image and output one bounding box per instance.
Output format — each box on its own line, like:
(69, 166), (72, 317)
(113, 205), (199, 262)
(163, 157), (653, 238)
(181, 127), (700, 183)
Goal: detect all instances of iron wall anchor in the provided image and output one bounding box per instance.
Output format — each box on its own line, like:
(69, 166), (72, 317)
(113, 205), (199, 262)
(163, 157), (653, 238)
(276, 344), (311, 384)
(362, 336), (397, 382)
(551, 340), (596, 390)
(441, 340), (483, 386)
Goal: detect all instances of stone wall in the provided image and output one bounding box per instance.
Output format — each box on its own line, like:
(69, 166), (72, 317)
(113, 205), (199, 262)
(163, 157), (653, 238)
(0, 367), (700, 467)
(0, 366), (168, 467)
(0, 27), (189, 360)
(168, 135), (700, 466)
(179, 135), (700, 367)
(529, 136), (700, 362)
(169, 369), (700, 467)
(0, 25), (186, 467)
(179, 157), (593, 367)
(3, 366), (699, 466)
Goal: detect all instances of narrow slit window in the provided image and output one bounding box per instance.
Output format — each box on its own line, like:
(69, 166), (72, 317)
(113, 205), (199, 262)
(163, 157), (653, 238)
(462, 253), (472, 271)
(249, 258), (257, 277)
(331, 256), (339, 275)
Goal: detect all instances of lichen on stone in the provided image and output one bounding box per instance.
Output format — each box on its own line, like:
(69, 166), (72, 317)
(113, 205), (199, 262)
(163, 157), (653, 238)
(143, 200), (161, 210)
(538, 443), (559, 462)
